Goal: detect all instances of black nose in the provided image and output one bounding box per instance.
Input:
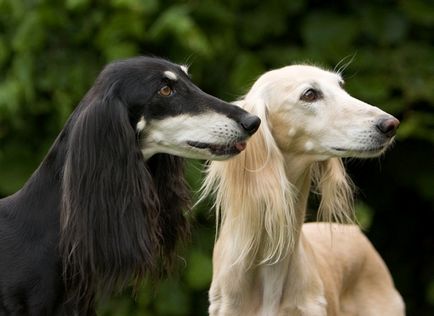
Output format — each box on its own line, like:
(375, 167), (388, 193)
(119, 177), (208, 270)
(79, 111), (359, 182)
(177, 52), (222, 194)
(240, 114), (261, 135)
(376, 116), (400, 137)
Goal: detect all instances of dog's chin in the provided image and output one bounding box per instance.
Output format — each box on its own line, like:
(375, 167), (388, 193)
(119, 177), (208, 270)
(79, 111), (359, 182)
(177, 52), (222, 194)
(329, 143), (391, 158)
(187, 140), (247, 160)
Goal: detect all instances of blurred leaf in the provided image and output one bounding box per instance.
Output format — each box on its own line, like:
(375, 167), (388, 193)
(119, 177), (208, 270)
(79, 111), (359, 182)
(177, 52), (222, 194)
(98, 295), (134, 316)
(238, 3), (288, 46)
(155, 280), (190, 315)
(103, 42), (140, 61)
(111, 0), (158, 14)
(185, 250), (212, 290)
(66, 0), (89, 10)
(400, 0), (434, 26)
(2, 0), (25, 20)
(359, 7), (409, 45)
(426, 279), (434, 306)
(355, 201), (374, 231)
(12, 11), (45, 52)
(0, 144), (37, 194)
(302, 12), (359, 55)
(149, 5), (212, 57)
(0, 36), (9, 67)
(398, 112), (434, 142)
(0, 79), (22, 115)
(136, 281), (153, 309)
(96, 12), (145, 60)
(345, 73), (391, 104)
(12, 53), (35, 104)
(229, 53), (265, 95)
(185, 160), (204, 196)
(416, 171), (434, 200)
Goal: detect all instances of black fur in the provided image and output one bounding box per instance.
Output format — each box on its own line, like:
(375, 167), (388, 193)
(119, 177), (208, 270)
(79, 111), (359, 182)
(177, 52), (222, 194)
(0, 57), (259, 315)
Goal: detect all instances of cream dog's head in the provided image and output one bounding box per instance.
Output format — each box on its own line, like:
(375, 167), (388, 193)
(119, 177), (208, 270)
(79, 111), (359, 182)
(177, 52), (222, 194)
(244, 65), (399, 160)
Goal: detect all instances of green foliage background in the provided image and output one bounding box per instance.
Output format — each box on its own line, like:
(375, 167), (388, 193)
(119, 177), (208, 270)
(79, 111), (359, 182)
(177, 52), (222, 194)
(0, 0), (433, 315)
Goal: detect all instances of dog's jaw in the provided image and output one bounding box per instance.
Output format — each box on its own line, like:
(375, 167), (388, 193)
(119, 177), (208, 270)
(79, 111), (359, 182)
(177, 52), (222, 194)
(138, 113), (250, 160)
(186, 140), (247, 159)
(280, 132), (396, 160)
(328, 137), (395, 158)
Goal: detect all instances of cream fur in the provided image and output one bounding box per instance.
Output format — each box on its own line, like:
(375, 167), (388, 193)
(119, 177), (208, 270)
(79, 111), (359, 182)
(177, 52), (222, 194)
(202, 65), (405, 315)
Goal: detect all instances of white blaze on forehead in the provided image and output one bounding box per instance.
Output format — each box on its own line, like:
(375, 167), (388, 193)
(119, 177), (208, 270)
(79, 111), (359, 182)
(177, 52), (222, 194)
(163, 70), (178, 81)
(180, 65), (189, 75)
(136, 116), (146, 132)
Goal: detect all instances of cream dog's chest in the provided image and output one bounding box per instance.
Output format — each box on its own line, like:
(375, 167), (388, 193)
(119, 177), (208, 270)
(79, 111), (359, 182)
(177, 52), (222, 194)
(276, 295), (327, 316)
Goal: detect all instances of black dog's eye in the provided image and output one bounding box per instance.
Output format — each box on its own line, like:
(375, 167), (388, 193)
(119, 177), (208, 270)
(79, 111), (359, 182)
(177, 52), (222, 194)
(300, 89), (321, 102)
(159, 85), (173, 97)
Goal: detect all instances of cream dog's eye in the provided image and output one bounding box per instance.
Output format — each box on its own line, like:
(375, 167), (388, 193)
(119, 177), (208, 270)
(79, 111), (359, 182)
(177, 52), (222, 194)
(300, 89), (321, 102)
(159, 85), (173, 96)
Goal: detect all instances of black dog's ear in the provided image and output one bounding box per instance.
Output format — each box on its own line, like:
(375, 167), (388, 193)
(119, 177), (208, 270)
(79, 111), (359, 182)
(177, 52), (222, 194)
(60, 91), (161, 310)
(147, 153), (190, 268)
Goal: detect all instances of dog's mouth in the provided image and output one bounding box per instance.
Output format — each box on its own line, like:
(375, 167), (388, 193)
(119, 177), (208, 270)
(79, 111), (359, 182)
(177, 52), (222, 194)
(187, 140), (247, 156)
(331, 144), (389, 157)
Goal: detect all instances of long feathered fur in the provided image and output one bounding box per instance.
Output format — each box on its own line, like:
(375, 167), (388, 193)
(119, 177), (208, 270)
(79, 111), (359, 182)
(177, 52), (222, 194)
(202, 97), (297, 266)
(312, 158), (355, 224)
(202, 99), (354, 267)
(60, 87), (189, 310)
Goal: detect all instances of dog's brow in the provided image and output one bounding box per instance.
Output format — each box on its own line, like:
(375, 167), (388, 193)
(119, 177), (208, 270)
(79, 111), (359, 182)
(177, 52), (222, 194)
(163, 71), (178, 81)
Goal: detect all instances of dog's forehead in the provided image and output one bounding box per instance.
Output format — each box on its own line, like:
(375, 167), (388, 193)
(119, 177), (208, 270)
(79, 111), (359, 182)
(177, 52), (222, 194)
(254, 65), (342, 90)
(248, 65), (345, 102)
(282, 65), (342, 83)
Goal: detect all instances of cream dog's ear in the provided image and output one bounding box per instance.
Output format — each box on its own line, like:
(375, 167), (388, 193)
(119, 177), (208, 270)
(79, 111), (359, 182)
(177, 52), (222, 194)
(202, 97), (297, 266)
(312, 158), (355, 224)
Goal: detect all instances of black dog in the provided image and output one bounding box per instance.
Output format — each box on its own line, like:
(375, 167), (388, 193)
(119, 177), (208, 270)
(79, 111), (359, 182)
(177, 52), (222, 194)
(0, 57), (260, 315)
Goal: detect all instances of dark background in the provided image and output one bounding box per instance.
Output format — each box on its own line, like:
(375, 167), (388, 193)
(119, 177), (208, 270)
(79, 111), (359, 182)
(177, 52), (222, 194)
(0, 0), (433, 315)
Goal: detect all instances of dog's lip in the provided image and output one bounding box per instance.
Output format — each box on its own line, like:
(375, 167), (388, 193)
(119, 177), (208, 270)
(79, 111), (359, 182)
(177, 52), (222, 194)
(187, 140), (247, 155)
(331, 144), (387, 153)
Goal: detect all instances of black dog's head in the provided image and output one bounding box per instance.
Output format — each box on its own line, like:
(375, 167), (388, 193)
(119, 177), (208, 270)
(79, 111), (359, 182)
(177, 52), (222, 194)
(86, 56), (260, 160)
(59, 57), (260, 312)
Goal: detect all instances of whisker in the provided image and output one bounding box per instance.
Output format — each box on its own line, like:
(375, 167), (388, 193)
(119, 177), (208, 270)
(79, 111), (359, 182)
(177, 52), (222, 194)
(335, 52), (357, 76)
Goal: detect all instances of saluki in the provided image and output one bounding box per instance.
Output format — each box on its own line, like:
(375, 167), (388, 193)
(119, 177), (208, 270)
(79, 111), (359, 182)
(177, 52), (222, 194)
(202, 65), (405, 315)
(0, 56), (260, 315)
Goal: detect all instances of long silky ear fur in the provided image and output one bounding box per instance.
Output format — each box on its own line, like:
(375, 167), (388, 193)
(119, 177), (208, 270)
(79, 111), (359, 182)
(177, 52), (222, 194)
(312, 158), (355, 224)
(201, 98), (297, 267)
(147, 153), (190, 269)
(60, 90), (189, 311)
